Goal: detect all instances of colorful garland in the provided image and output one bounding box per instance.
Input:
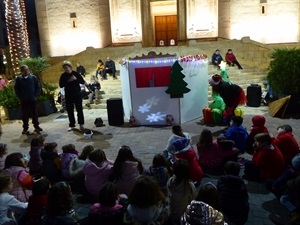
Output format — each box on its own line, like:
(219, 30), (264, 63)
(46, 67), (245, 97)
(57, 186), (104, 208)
(179, 54), (208, 62)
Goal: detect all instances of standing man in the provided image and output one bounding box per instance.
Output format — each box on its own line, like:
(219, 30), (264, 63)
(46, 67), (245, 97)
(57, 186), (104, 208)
(59, 61), (85, 131)
(103, 57), (117, 80)
(14, 65), (42, 134)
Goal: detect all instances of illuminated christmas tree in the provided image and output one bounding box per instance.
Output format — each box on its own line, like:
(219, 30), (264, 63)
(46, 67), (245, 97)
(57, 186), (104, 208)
(165, 60), (190, 98)
(5, 0), (30, 75)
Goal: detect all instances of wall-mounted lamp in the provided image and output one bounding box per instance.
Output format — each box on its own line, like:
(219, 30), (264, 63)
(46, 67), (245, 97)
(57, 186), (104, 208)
(70, 12), (77, 28)
(259, 0), (267, 14)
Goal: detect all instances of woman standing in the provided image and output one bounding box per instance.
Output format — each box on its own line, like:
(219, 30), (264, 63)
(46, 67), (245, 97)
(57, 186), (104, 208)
(59, 61), (85, 131)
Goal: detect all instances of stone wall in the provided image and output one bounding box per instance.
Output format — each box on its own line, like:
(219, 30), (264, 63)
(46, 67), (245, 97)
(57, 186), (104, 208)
(35, 0), (299, 57)
(219, 0), (299, 44)
(35, 0), (105, 56)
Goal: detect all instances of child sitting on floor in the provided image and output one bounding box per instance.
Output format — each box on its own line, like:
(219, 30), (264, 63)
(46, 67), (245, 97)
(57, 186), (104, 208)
(41, 142), (62, 184)
(167, 159), (197, 224)
(88, 182), (127, 225)
(28, 135), (45, 175)
(3, 152), (34, 202)
(220, 116), (249, 153)
(111, 146), (144, 196)
(247, 115), (269, 154)
(197, 129), (238, 174)
(60, 144), (78, 179)
(41, 181), (79, 225)
(146, 153), (172, 191)
(244, 133), (285, 182)
(272, 124), (300, 166)
(83, 149), (114, 197)
(217, 161), (249, 225)
(27, 178), (50, 225)
(0, 172), (28, 225)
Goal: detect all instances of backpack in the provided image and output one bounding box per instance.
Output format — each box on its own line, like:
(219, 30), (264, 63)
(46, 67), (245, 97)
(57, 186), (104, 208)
(94, 117), (104, 127)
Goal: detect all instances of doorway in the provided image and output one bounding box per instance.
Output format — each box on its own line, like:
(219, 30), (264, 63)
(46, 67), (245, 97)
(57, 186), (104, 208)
(155, 15), (177, 47)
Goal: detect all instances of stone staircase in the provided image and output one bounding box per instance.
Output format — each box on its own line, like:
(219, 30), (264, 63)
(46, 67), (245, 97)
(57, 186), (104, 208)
(81, 73), (122, 110)
(77, 65), (268, 110)
(207, 65), (268, 103)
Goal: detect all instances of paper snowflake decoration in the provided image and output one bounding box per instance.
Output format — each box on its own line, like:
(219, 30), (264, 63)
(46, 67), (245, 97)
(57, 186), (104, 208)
(138, 103), (151, 113)
(146, 96), (159, 107)
(146, 112), (166, 123)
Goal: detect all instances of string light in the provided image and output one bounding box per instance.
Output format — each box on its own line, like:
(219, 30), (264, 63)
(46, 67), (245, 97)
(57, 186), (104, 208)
(4, 0), (30, 75)
(120, 54), (209, 66)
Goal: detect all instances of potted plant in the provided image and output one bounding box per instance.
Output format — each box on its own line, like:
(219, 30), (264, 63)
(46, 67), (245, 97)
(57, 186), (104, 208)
(267, 48), (300, 116)
(18, 57), (57, 116)
(18, 57), (50, 82)
(37, 82), (58, 116)
(0, 85), (21, 120)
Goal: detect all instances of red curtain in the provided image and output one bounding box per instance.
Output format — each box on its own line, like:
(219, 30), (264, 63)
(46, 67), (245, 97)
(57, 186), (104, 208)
(135, 66), (171, 88)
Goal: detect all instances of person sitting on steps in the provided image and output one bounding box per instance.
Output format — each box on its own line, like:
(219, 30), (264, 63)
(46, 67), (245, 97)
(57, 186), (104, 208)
(96, 59), (105, 80)
(103, 57), (117, 80)
(225, 49), (243, 69)
(85, 75), (101, 108)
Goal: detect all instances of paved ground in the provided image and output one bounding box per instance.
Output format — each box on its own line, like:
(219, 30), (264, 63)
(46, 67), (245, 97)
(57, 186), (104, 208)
(1, 104), (299, 225)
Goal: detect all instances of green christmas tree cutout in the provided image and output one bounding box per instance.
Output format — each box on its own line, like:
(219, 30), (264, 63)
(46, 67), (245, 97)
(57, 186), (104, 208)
(165, 60), (191, 98)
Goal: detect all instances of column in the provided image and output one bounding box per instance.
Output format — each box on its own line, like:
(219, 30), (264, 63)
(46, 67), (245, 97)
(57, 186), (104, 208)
(141, 0), (154, 47)
(177, 0), (187, 45)
(34, 0), (51, 56)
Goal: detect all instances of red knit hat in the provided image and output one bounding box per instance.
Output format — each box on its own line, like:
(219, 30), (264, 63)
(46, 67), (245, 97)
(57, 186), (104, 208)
(209, 74), (222, 85)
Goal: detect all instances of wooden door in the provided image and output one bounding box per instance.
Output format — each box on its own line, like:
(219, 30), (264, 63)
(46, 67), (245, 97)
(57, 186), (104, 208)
(155, 15), (177, 47)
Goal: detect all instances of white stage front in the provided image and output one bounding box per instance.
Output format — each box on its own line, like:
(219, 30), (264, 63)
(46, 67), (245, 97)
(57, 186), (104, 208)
(120, 56), (208, 125)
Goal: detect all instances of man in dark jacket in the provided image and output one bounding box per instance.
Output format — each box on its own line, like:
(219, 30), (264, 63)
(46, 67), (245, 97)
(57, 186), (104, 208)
(59, 61), (85, 131)
(14, 65), (42, 134)
(103, 57), (116, 80)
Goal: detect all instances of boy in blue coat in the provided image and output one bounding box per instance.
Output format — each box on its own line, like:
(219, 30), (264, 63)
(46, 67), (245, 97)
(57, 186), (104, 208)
(220, 116), (249, 153)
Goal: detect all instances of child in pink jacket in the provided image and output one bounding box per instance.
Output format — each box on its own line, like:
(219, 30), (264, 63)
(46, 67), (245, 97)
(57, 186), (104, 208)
(83, 149), (113, 197)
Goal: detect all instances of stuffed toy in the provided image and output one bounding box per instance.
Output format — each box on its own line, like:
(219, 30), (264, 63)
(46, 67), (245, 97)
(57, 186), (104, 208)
(209, 93), (225, 111)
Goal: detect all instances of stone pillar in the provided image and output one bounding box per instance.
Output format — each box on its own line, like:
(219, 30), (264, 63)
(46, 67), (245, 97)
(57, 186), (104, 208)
(34, 0), (51, 56)
(298, 1), (300, 42)
(141, 0), (154, 47)
(177, 0), (187, 45)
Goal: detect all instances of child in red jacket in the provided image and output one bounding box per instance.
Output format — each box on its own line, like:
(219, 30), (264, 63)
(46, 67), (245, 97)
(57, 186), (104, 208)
(225, 49), (243, 69)
(272, 125), (300, 166)
(244, 133), (285, 182)
(247, 115), (269, 154)
(27, 178), (50, 225)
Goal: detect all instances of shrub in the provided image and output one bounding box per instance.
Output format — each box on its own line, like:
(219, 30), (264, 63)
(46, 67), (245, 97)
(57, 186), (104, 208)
(0, 85), (20, 108)
(267, 48), (300, 96)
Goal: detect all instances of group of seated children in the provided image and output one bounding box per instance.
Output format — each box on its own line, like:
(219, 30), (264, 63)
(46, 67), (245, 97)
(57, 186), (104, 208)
(0, 129), (250, 225)
(212, 48), (243, 69)
(0, 117), (299, 225)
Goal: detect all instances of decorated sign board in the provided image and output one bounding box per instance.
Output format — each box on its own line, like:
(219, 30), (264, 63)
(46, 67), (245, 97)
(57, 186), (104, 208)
(120, 52), (208, 125)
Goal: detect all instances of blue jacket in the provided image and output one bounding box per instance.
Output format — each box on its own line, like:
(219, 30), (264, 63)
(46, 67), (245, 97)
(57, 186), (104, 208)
(222, 125), (249, 153)
(212, 53), (223, 65)
(14, 75), (40, 101)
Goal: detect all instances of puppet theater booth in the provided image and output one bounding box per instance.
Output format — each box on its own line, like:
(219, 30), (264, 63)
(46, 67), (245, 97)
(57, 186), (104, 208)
(120, 52), (209, 126)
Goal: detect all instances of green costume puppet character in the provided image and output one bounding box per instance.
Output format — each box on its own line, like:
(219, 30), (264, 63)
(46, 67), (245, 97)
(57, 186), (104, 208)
(209, 74), (246, 121)
(209, 93), (226, 125)
(209, 93), (225, 111)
